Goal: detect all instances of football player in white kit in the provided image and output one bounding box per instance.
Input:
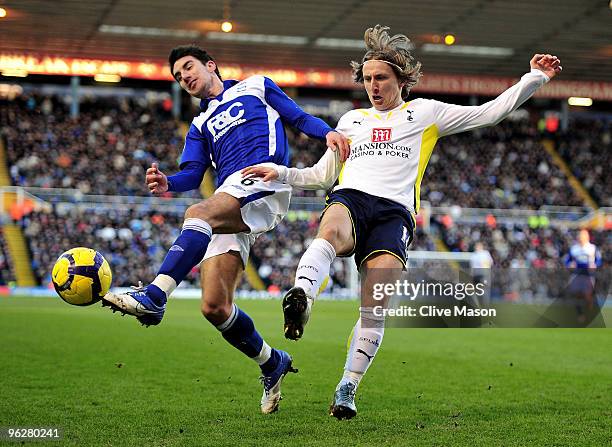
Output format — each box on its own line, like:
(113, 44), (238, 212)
(243, 25), (562, 419)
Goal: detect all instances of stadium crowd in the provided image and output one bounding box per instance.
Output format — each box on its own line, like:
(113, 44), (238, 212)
(17, 201), (607, 296)
(437, 219), (610, 268)
(1, 93), (186, 197)
(1, 92), (607, 293)
(433, 219), (609, 301)
(0, 229), (16, 285)
(19, 206), (184, 288)
(556, 118), (611, 207)
(422, 119), (586, 209)
(250, 211), (436, 292)
(3, 93), (594, 209)
(16, 205), (355, 292)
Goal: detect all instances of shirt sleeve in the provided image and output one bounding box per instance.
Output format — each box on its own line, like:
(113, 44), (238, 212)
(168, 122), (211, 192)
(335, 111), (354, 136)
(263, 77), (334, 140)
(564, 251), (575, 268)
(179, 122), (213, 169)
(275, 149), (341, 190)
(594, 248), (602, 268)
(433, 69), (549, 137)
(167, 161), (207, 192)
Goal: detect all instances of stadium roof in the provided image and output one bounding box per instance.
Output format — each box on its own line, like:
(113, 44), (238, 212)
(1, 0), (610, 82)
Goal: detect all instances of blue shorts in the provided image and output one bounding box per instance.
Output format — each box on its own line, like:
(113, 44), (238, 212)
(323, 188), (415, 267)
(567, 273), (595, 297)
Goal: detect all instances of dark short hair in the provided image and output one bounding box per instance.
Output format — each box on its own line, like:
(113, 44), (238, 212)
(168, 45), (222, 81)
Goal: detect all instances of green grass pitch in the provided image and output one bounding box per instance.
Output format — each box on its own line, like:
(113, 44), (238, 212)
(1, 297), (611, 446)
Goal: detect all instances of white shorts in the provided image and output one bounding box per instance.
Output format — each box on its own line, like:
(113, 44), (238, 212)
(203, 166), (292, 267)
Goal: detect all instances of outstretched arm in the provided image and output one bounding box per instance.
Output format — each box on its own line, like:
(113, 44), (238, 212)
(145, 161), (207, 194)
(241, 149), (341, 190)
(435, 54), (562, 137)
(530, 53), (562, 79)
(263, 77), (349, 161)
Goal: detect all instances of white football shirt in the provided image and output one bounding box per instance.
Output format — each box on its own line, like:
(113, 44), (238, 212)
(276, 69), (549, 214)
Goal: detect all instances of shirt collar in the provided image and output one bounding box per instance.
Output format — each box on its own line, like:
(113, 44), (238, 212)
(200, 79), (239, 109)
(372, 101), (406, 113)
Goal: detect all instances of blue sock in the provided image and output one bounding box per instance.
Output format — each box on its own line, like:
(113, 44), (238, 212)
(144, 284), (167, 307)
(260, 349), (281, 375)
(150, 218), (212, 305)
(217, 304), (278, 372)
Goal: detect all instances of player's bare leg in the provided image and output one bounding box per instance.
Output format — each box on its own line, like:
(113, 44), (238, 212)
(186, 192), (250, 234)
(330, 253), (402, 420)
(102, 192), (249, 326)
(200, 251), (244, 325)
(201, 252), (297, 414)
(283, 204), (354, 340)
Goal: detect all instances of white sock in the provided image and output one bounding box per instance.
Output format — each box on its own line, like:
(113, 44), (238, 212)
(215, 303), (238, 332)
(151, 274), (177, 297)
(253, 342), (272, 366)
(182, 217), (213, 237)
(341, 307), (385, 389)
(294, 238), (336, 299)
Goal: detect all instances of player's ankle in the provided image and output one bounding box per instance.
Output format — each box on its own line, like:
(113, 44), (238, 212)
(340, 371), (362, 389)
(260, 349), (280, 375)
(145, 284), (167, 306)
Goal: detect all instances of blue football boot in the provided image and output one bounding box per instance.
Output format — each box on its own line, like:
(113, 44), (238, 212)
(101, 282), (166, 327)
(260, 350), (298, 414)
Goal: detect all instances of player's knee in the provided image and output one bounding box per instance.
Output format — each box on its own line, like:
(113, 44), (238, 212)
(317, 225), (338, 244)
(317, 225), (349, 252)
(201, 299), (233, 324)
(185, 202), (210, 221)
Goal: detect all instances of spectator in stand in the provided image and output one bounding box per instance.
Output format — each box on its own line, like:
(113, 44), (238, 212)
(556, 119), (611, 207)
(0, 230), (16, 286)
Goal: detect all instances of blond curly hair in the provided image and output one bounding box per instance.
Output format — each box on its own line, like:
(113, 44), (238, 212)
(351, 25), (422, 100)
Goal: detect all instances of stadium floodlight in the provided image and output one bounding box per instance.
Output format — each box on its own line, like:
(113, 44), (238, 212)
(315, 38), (366, 50)
(94, 74), (121, 83)
(1, 69), (27, 77)
(568, 97), (593, 107)
(421, 43), (514, 57)
(315, 37), (414, 51)
(99, 25), (200, 39)
(206, 32), (308, 46)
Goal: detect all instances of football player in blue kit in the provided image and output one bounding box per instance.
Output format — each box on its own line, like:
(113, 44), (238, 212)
(565, 229), (602, 322)
(102, 45), (349, 414)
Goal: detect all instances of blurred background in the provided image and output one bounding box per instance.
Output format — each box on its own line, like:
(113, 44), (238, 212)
(0, 0), (610, 300)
